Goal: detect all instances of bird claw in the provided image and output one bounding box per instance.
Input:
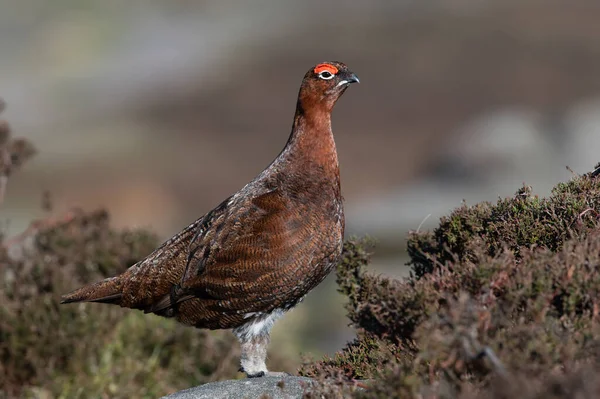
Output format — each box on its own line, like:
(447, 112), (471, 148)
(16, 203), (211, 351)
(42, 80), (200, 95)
(246, 371), (265, 378)
(246, 371), (290, 378)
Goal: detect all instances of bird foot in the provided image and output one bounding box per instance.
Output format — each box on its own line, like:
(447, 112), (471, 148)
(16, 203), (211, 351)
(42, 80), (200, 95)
(246, 370), (290, 378)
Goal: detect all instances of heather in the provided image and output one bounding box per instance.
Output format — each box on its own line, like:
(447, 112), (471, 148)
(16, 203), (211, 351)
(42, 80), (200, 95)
(0, 106), (294, 398)
(302, 165), (600, 398)
(3, 95), (600, 397)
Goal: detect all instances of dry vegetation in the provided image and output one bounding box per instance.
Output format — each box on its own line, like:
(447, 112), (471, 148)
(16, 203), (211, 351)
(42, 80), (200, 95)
(3, 99), (600, 398)
(301, 165), (600, 398)
(0, 104), (294, 398)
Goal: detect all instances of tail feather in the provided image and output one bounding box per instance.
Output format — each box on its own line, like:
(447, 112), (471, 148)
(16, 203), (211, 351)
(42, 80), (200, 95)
(60, 276), (123, 305)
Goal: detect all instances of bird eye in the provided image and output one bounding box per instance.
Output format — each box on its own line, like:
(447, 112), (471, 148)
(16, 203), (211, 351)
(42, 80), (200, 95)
(319, 71), (334, 80)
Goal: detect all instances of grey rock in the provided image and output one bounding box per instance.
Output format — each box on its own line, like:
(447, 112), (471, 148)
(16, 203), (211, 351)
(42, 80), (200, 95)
(161, 376), (316, 399)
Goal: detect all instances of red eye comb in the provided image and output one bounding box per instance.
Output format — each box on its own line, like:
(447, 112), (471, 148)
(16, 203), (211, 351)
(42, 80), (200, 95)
(314, 63), (338, 75)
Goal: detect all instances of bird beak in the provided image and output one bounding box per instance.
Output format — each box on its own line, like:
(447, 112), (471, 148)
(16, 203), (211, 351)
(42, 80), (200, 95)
(335, 73), (360, 89)
(347, 73), (360, 84)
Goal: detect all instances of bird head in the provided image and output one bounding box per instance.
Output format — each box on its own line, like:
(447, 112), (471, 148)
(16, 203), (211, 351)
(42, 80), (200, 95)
(298, 62), (359, 113)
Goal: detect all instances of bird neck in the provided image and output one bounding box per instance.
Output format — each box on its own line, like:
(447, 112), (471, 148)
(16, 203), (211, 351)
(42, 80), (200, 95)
(283, 101), (339, 178)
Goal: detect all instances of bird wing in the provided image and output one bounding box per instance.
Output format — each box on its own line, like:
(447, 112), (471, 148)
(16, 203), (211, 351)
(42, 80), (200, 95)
(145, 184), (338, 328)
(186, 187), (316, 295)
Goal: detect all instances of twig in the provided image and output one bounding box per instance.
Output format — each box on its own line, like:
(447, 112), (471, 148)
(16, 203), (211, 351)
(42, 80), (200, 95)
(578, 208), (598, 222)
(475, 347), (509, 379)
(416, 213), (432, 233)
(566, 165), (578, 177)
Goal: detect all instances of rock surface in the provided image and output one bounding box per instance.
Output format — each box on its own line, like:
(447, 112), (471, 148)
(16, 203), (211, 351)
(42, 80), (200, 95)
(161, 376), (316, 399)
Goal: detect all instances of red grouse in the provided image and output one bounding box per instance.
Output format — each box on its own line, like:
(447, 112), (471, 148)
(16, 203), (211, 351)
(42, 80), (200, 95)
(61, 62), (359, 377)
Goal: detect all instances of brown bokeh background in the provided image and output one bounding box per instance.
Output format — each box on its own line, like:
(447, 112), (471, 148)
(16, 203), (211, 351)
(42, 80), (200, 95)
(2, 0), (600, 362)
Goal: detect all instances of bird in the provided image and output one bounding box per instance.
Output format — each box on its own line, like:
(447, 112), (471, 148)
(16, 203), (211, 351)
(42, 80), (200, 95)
(61, 61), (359, 378)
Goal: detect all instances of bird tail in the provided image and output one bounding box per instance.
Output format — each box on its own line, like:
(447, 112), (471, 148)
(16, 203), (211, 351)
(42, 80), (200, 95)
(60, 276), (123, 305)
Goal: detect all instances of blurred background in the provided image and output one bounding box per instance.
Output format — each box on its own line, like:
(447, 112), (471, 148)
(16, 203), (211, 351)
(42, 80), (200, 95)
(2, 0), (600, 372)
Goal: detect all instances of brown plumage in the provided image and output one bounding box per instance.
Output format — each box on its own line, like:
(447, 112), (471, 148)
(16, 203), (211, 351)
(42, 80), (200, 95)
(61, 61), (359, 377)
